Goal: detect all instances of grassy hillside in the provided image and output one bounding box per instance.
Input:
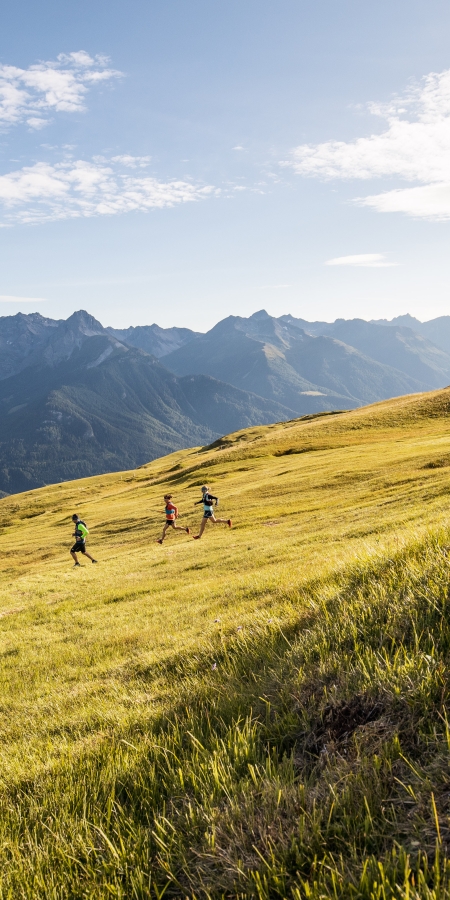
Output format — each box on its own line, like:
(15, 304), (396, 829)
(3, 389), (450, 896)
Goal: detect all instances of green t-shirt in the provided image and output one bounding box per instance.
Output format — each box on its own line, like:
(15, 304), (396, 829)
(74, 521), (88, 541)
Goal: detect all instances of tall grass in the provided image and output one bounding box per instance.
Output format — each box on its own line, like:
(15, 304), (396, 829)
(2, 530), (450, 896)
(2, 391), (450, 895)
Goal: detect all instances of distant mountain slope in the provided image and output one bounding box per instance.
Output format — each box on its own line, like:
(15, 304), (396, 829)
(0, 329), (293, 494)
(163, 310), (429, 410)
(163, 313), (351, 411)
(371, 314), (450, 357)
(0, 310), (111, 380)
(280, 314), (450, 383)
(0, 311), (198, 379)
(107, 323), (199, 357)
(278, 314), (333, 336)
(5, 307), (450, 495)
(0, 311), (62, 380)
(283, 333), (428, 402)
(277, 313), (450, 388)
(320, 319), (450, 388)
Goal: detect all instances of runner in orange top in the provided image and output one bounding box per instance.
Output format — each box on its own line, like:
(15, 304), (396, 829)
(156, 494), (190, 544)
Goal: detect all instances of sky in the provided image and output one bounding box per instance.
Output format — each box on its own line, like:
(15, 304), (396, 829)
(1, 0), (450, 331)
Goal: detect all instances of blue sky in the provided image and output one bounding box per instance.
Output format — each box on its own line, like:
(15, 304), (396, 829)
(1, 0), (450, 330)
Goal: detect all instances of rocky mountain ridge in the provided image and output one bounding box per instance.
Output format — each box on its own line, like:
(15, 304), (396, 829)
(2, 306), (450, 494)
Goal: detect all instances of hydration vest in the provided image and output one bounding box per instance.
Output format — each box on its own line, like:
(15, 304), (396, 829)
(75, 520), (88, 540)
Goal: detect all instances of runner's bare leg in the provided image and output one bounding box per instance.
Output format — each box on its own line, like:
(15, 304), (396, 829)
(159, 522), (170, 542)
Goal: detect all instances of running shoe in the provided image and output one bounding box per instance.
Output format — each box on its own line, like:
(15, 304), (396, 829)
(228, 520), (232, 528)
(193, 535), (200, 540)
(186, 527), (190, 534)
(92, 559), (98, 564)
(73, 562), (81, 567)
(156, 539), (163, 544)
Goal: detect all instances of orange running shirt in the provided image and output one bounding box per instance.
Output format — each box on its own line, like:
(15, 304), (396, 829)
(165, 502), (178, 521)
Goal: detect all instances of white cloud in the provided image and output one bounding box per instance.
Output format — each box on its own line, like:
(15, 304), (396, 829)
(325, 253), (397, 267)
(57, 51), (103, 68)
(0, 156), (216, 224)
(0, 295), (47, 302)
(110, 155), (151, 168)
(287, 69), (450, 220)
(27, 117), (50, 130)
(358, 183), (450, 220)
(0, 52), (122, 131)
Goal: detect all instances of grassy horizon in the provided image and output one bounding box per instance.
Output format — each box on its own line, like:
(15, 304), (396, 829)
(3, 389), (450, 895)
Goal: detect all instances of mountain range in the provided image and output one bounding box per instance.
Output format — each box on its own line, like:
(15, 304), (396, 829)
(370, 314), (450, 356)
(162, 311), (450, 409)
(1, 307), (450, 495)
(0, 311), (291, 495)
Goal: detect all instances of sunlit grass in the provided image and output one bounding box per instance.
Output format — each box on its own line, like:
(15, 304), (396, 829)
(2, 389), (450, 894)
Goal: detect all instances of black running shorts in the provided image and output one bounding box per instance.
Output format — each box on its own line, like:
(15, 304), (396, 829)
(203, 510), (213, 518)
(71, 541), (86, 554)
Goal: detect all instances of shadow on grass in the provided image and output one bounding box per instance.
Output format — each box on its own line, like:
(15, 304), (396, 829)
(2, 532), (450, 897)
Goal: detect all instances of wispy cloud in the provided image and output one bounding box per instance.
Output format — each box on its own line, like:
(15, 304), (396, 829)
(358, 183), (450, 218)
(0, 52), (122, 131)
(325, 254), (397, 267)
(0, 156), (216, 224)
(286, 69), (450, 220)
(0, 295), (47, 302)
(110, 155), (151, 168)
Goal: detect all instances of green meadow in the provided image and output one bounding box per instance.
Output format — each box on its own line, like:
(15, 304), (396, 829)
(2, 388), (450, 896)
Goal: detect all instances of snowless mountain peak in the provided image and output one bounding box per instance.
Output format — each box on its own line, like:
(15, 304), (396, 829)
(63, 310), (105, 336)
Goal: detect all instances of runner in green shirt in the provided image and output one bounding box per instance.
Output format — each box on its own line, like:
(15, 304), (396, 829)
(70, 514), (98, 566)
